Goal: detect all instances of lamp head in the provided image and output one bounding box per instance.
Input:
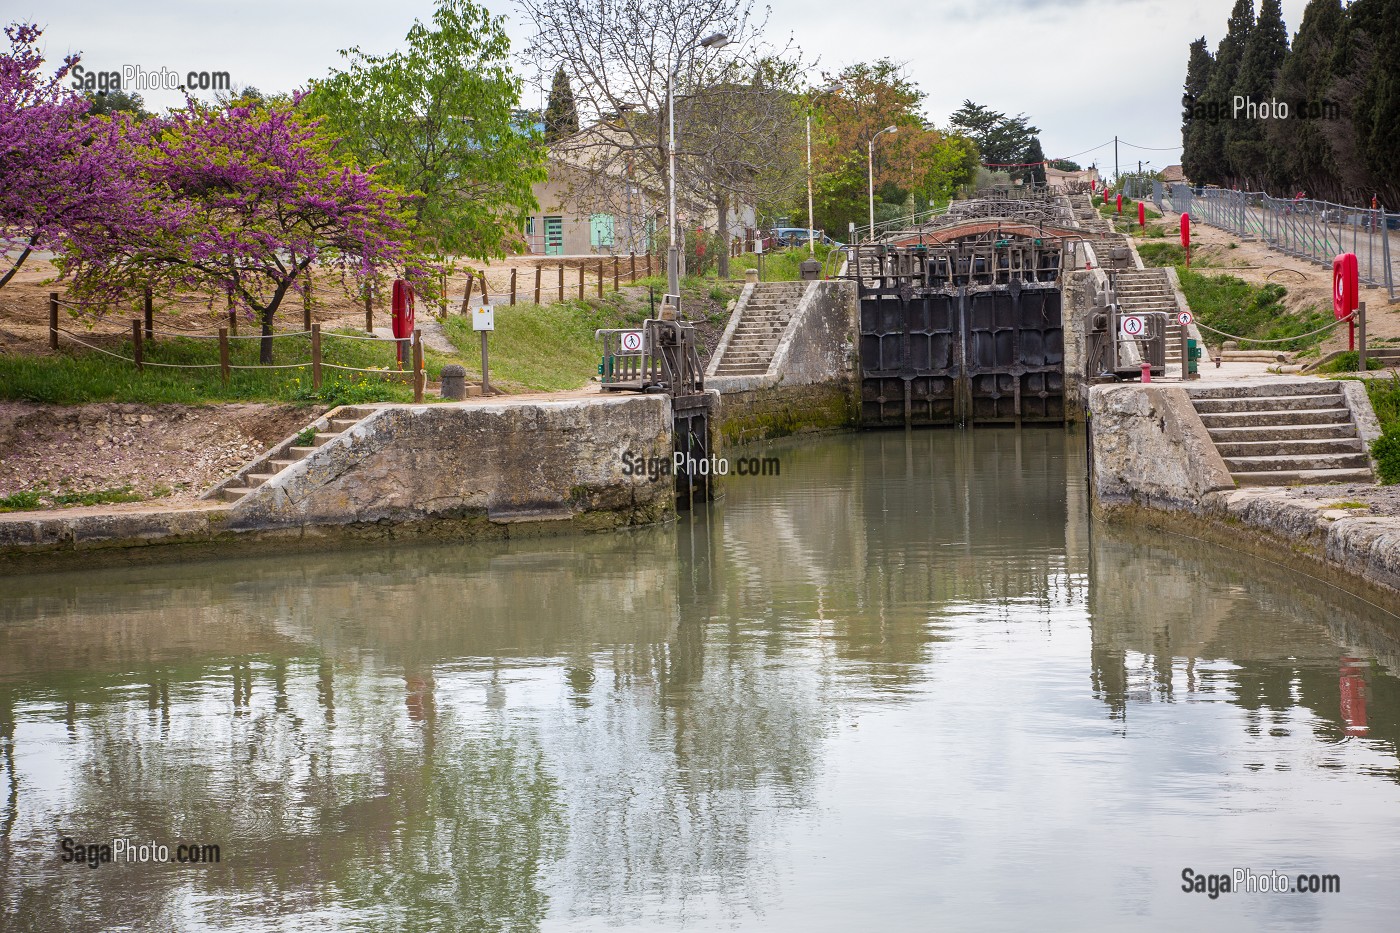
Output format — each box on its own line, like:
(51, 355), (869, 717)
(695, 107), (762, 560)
(700, 33), (730, 49)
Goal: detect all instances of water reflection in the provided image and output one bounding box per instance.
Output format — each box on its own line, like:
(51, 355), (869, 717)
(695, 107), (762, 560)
(2, 428), (1399, 930)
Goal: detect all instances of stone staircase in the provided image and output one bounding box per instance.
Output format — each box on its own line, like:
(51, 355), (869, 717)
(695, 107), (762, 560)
(210, 407), (375, 503)
(711, 282), (809, 377)
(1190, 383), (1373, 486)
(1114, 268), (1186, 370)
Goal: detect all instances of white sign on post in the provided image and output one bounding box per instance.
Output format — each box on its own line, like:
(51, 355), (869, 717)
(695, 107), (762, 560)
(474, 305), (494, 331)
(619, 330), (645, 354)
(1120, 315), (1146, 337)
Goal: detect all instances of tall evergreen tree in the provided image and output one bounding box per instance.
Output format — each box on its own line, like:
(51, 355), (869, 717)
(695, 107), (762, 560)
(1344, 0), (1400, 205)
(1268, 0), (1344, 198)
(543, 66), (578, 143)
(1022, 137), (1047, 186)
(1180, 37), (1214, 182)
(1228, 0), (1289, 187)
(1196, 0), (1255, 185)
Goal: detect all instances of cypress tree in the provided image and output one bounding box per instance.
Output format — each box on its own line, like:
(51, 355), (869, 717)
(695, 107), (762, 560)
(1023, 137), (1047, 186)
(1196, 0), (1255, 185)
(1268, 0), (1344, 199)
(1228, 0), (1290, 188)
(544, 66), (578, 143)
(1181, 37), (1214, 183)
(1345, 0), (1400, 206)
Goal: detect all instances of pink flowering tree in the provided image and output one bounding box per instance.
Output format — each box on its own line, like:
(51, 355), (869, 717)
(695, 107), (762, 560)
(0, 24), (157, 291)
(64, 98), (422, 363)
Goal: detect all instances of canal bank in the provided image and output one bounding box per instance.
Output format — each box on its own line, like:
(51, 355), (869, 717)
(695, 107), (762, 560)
(0, 392), (681, 569)
(1089, 378), (1400, 604)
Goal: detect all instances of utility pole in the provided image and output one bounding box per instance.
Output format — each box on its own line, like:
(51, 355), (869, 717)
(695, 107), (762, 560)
(1114, 135), (1119, 183)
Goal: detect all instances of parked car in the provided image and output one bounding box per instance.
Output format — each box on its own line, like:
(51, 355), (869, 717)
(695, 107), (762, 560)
(769, 227), (844, 249)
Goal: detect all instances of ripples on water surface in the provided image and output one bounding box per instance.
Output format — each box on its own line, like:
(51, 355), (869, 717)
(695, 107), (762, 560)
(2, 428), (1399, 931)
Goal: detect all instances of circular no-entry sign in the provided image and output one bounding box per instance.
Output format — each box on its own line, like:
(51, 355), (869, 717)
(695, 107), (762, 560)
(1177, 310), (1193, 326)
(1120, 315), (1146, 337)
(620, 330), (644, 353)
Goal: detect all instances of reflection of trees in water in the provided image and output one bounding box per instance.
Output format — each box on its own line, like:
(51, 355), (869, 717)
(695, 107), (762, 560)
(0, 660), (562, 932)
(1088, 523), (1400, 777)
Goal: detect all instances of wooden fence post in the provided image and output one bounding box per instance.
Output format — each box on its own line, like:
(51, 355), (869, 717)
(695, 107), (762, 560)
(439, 269), (448, 319)
(219, 328), (230, 384)
(143, 287), (154, 341)
(597, 261), (604, 297)
(479, 272), (489, 305)
(364, 283), (373, 332)
(646, 254), (653, 277)
(228, 308), (238, 336)
(49, 292), (58, 350)
(510, 268), (517, 306)
(578, 264), (585, 299)
(557, 264), (564, 301)
(412, 330), (424, 404)
(311, 323), (322, 391)
(630, 252), (637, 282)
(613, 256), (620, 291)
(534, 266), (542, 304)
(132, 320), (143, 371)
(303, 274), (313, 331)
(463, 273), (475, 309)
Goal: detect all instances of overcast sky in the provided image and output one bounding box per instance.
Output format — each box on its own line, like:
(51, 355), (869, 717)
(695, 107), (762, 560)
(14, 0), (1313, 176)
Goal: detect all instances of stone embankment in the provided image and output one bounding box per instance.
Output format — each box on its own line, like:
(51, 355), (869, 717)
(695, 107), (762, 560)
(0, 393), (678, 568)
(1090, 378), (1400, 602)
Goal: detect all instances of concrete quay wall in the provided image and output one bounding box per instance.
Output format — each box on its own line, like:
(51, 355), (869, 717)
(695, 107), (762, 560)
(0, 394), (675, 568)
(1089, 382), (1400, 603)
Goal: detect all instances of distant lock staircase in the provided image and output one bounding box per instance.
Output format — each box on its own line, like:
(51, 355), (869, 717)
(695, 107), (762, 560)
(709, 282), (810, 377)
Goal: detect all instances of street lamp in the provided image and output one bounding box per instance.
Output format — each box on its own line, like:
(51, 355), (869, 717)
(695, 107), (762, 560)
(667, 31), (729, 306)
(868, 125), (898, 237)
(805, 82), (842, 254)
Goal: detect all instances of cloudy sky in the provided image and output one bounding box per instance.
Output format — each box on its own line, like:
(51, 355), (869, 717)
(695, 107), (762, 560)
(13, 0), (1313, 176)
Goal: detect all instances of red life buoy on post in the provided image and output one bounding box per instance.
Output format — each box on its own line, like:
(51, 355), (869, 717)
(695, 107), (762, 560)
(391, 279), (415, 366)
(1333, 253), (1358, 350)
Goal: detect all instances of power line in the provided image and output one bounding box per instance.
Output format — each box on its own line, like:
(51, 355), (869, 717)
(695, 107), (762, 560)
(1116, 140), (1181, 151)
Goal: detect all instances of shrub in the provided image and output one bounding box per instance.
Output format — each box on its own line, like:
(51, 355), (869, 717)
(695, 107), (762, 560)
(1373, 430), (1400, 484)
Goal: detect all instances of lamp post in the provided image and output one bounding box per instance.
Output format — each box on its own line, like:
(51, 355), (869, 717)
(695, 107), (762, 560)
(868, 125), (897, 238)
(667, 31), (729, 306)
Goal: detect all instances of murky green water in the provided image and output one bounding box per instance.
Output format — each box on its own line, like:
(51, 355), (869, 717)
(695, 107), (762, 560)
(3, 428), (1400, 931)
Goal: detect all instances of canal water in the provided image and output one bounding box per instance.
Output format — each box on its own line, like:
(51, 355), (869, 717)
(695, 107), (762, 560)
(3, 428), (1400, 931)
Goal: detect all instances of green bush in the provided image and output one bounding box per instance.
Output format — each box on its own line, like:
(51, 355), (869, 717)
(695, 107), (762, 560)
(1174, 270), (1330, 352)
(1373, 430), (1400, 484)
(1316, 352), (1388, 374)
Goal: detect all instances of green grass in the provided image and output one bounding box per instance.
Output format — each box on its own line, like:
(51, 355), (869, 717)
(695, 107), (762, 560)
(730, 244), (838, 282)
(1315, 351), (1388, 374)
(1, 328), (459, 405)
(1174, 269), (1332, 352)
(0, 485), (146, 512)
(442, 299), (644, 391)
(1365, 374), (1400, 484)
(1137, 242), (1189, 267)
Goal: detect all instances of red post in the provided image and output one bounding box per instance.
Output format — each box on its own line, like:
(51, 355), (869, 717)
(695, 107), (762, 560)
(1180, 214), (1191, 268)
(1116, 194), (1123, 214)
(1138, 201), (1146, 229)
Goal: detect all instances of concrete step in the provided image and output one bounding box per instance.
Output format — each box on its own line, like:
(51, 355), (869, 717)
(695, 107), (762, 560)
(1197, 407), (1352, 428)
(290, 445), (318, 458)
(716, 366), (769, 375)
(270, 459), (299, 471)
(1214, 437), (1363, 458)
(1188, 382), (1338, 400)
(1207, 423), (1357, 442)
(311, 432), (341, 447)
(1223, 451), (1371, 472)
(245, 472), (279, 486)
(1193, 393), (1343, 414)
(1231, 467), (1374, 487)
(218, 486), (256, 502)
(328, 418), (360, 433)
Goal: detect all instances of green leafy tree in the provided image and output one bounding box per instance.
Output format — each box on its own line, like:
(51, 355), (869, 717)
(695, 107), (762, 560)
(1180, 37), (1214, 183)
(543, 66), (577, 143)
(1228, 0), (1289, 187)
(1022, 137), (1047, 185)
(948, 100), (1039, 167)
(1341, 0), (1400, 205)
(307, 0), (546, 260)
(84, 89), (148, 119)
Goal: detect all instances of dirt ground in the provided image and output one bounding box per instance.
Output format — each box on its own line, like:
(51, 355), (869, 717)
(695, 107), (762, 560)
(1158, 212), (1400, 353)
(0, 402), (319, 505)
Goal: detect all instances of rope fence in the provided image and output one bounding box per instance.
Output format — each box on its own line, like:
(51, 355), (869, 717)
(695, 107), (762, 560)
(46, 290), (429, 402)
(1193, 311), (1355, 345)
